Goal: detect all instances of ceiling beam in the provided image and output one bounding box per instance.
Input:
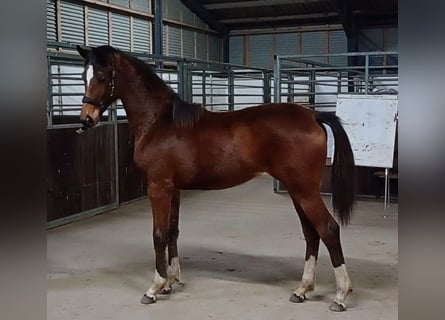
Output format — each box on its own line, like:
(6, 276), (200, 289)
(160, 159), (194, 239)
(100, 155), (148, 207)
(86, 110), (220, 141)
(230, 24), (344, 36)
(329, 0), (356, 38)
(180, 0), (228, 35)
(353, 10), (398, 16)
(220, 12), (337, 24)
(204, 0), (321, 10)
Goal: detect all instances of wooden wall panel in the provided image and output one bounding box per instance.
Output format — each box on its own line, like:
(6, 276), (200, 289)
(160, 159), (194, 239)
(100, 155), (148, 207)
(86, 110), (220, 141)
(47, 122), (147, 222)
(47, 125), (116, 221)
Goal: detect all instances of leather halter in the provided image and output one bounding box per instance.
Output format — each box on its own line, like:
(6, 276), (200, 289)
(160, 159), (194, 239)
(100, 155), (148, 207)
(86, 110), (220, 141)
(82, 68), (116, 112)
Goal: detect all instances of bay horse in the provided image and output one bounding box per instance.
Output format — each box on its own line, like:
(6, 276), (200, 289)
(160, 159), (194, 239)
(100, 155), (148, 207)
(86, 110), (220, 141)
(76, 45), (355, 312)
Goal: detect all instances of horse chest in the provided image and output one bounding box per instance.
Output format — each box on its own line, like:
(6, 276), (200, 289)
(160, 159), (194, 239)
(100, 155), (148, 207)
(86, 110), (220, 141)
(132, 141), (154, 171)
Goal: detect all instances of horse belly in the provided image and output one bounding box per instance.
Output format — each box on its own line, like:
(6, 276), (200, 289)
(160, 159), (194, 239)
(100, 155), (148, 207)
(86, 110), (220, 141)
(177, 158), (259, 190)
(179, 172), (258, 190)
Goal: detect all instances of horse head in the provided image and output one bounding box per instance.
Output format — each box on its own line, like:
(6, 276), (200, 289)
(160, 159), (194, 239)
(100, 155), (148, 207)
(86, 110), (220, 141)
(76, 45), (117, 131)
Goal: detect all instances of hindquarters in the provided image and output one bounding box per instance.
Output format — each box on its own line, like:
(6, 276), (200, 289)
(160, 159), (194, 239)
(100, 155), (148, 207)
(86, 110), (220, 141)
(247, 105), (355, 225)
(247, 105), (330, 194)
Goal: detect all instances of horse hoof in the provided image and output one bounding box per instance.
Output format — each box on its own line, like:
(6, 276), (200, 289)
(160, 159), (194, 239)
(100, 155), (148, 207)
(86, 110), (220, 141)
(140, 294), (156, 304)
(289, 293), (305, 303)
(329, 301), (346, 312)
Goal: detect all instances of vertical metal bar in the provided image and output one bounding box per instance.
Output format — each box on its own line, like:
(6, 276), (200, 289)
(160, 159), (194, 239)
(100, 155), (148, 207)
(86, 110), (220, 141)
(108, 11), (113, 45)
(183, 64), (188, 102)
(47, 56), (53, 127)
(337, 71), (342, 94)
(178, 60), (191, 102)
(111, 101), (120, 206)
(164, 25), (169, 56)
(84, 5), (89, 45)
(287, 73), (294, 103)
(193, 30), (197, 59)
(186, 65), (192, 103)
(382, 29), (388, 76)
(326, 30), (330, 65)
(228, 68), (235, 111)
(56, 0), (62, 43)
(180, 28), (183, 57)
(57, 64), (63, 116)
(130, 16), (134, 51)
(202, 70), (207, 107)
(243, 35), (249, 65)
(177, 60), (184, 99)
(384, 168), (389, 208)
(365, 54), (369, 94)
(209, 74), (214, 111)
(222, 35), (229, 63)
(272, 56), (281, 192)
(153, 0), (163, 56)
(347, 29), (358, 93)
(309, 69), (315, 106)
(273, 56), (281, 103)
(206, 34), (210, 61)
(262, 70), (271, 104)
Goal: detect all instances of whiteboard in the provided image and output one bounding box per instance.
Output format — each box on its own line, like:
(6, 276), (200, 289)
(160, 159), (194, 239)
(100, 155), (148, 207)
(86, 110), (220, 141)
(335, 94), (398, 168)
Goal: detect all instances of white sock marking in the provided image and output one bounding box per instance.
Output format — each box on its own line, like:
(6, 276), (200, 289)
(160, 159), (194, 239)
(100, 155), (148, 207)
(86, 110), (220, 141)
(295, 255), (317, 296)
(164, 257), (182, 291)
(145, 270), (167, 299)
(333, 264), (352, 304)
(169, 257), (181, 280)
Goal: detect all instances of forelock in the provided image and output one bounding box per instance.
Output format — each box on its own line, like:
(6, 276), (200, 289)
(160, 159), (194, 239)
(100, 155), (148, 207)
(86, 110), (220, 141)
(87, 46), (116, 67)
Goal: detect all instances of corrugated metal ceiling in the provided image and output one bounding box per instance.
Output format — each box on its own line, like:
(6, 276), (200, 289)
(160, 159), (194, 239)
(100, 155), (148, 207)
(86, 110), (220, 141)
(185, 0), (397, 33)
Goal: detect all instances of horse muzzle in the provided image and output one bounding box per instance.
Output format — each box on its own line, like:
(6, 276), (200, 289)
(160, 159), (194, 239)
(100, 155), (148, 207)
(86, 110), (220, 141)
(82, 115), (95, 128)
(77, 115), (96, 134)
(77, 115), (100, 133)
(78, 102), (101, 133)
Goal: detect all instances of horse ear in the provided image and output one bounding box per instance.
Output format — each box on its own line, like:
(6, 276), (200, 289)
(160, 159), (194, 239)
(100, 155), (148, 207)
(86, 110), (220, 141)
(77, 45), (92, 59)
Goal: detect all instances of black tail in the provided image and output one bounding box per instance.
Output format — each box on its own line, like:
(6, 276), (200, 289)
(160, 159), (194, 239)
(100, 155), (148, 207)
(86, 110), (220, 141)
(316, 112), (355, 225)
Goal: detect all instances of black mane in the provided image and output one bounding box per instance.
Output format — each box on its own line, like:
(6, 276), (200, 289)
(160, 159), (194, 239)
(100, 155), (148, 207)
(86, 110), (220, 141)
(91, 45), (203, 128)
(172, 95), (204, 129)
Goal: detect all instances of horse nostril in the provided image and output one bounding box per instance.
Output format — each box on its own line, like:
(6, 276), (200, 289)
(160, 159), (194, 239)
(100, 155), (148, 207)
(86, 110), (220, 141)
(82, 116), (94, 127)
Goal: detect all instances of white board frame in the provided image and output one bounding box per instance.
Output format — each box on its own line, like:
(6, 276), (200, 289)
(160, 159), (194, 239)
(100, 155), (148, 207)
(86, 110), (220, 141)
(335, 94), (398, 168)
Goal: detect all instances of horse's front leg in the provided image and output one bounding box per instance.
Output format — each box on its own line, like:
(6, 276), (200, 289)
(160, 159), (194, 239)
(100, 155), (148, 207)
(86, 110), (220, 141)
(161, 188), (184, 294)
(141, 181), (173, 304)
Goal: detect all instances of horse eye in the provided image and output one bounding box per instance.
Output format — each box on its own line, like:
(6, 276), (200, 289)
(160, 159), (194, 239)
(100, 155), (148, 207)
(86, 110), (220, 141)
(97, 73), (105, 81)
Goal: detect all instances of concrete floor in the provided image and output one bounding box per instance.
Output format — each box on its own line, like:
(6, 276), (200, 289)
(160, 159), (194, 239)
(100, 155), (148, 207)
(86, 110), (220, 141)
(47, 175), (398, 320)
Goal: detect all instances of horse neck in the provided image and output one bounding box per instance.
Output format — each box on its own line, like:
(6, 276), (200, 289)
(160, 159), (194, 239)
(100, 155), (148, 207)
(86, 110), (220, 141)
(115, 55), (173, 139)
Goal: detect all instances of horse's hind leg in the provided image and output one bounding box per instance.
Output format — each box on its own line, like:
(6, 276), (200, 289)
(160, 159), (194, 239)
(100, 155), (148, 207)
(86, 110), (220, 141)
(298, 193), (352, 311)
(288, 197), (320, 303)
(161, 188), (184, 294)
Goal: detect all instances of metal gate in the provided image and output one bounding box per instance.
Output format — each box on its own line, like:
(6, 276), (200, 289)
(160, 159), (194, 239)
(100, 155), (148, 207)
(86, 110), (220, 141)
(273, 51), (398, 197)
